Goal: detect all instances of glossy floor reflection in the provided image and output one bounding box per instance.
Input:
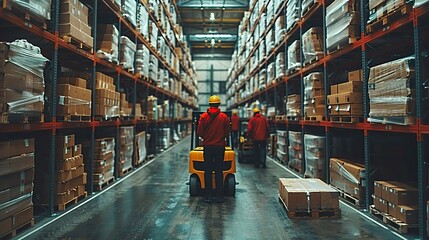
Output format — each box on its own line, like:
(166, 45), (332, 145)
(19, 137), (412, 240)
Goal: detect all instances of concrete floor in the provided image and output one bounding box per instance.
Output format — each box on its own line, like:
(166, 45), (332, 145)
(18, 137), (412, 240)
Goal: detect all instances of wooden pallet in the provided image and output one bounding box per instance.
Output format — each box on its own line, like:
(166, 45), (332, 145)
(135, 115), (147, 121)
(57, 191), (88, 211)
(0, 218), (34, 239)
(287, 67), (301, 75)
(331, 185), (363, 207)
(62, 35), (94, 54)
(286, 115), (301, 121)
(119, 166), (133, 177)
(275, 115), (286, 121)
(94, 115), (120, 121)
(56, 115), (91, 122)
(279, 195), (341, 219)
(366, 4), (412, 33)
(2, 0), (47, 29)
(0, 113), (44, 124)
(94, 176), (115, 191)
(327, 37), (358, 54)
(330, 115), (363, 123)
(304, 115), (325, 122)
(368, 115), (415, 125)
(303, 54), (323, 67)
(369, 205), (418, 234)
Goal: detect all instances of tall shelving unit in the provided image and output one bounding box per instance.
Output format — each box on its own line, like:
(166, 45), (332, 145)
(227, 0), (429, 238)
(0, 0), (197, 218)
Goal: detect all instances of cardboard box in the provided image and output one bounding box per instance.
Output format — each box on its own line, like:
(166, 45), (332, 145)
(397, 205), (418, 224)
(374, 181), (385, 198)
(388, 202), (398, 219)
(389, 184), (418, 206)
(57, 135), (75, 148)
(0, 139), (34, 160)
(56, 84), (77, 99)
(338, 81), (363, 93)
(348, 69), (363, 82)
(0, 154), (35, 177)
(56, 173), (87, 193)
(0, 182), (33, 204)
(11, 206), (33, 230)
(330, 85), (338, 94)
(58, 77), (87, 88)
(327, 92), (363, 104)
(0, 217), (12, 237)
(330, 104), (363, 116)
(0, 168), (34, 191)
(59, 23), (81, 39)
(73, 144), (82, 156)
(60, 12), (80, 27)
(373, 195), (388, 213)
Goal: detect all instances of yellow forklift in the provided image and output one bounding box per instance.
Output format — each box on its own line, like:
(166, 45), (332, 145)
(238, 121), (255, 163)
(188, 111), (236, 197)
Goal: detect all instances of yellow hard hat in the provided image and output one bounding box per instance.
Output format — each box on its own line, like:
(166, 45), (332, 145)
(253, 108), (260, 113)
(208, 95), (221, 105)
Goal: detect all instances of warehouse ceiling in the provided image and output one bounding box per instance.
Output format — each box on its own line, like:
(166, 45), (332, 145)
(176, 0), (248, 60)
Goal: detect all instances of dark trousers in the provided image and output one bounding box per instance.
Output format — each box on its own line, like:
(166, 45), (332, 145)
(253, 140), (267, 167)
(232, 130), (239, 148)
(203, 146), (225, 199)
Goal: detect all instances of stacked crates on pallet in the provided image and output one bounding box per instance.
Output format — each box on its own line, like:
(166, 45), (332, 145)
(288, 131), (303, 173)
(328, 69), (363, 122)
(93, 138), (115, 190)
(0, 40), (47, 123)
(94, 72), (120, 119)
(326, 0), (360, 52)
(373, 181), (418, 225)
(286, 94), (301, 121)
(0, 138), (35, 238)
(302, 27), (324, 66)
(119, 126), (134, 176)
(367, 57), (416, 125)
(119, 36), (136, 72)
(135, 131), (147, 166)
(303, 72), (325, 121)
(276, 130), (288, 163)
(96, 24), (119, 64)
(330, 158), (365, 205)
(304, 134), (326, 180)
(287, 40), (301, 74)
(59, 0), (93, 48)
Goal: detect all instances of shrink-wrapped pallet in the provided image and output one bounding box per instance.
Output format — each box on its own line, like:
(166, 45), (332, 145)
(304, 134), (325, 180)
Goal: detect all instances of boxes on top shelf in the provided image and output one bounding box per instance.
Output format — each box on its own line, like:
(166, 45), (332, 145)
(96, 24), (119, 63)
(59, 0), (93, 48)
(286, 0), (300, 31)
(302, 27), (324, 65)
(119, 36), (136, 71)
(121, 0), (137, 27)
(7, 0), (51, 20)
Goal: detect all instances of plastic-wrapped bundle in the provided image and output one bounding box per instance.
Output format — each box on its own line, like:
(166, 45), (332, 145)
(149, 0), (159, 19)
(326, 0), (360, 50)
(303, 72), (325, 117)
(135, 131), (147, 165)
(119, 36), (136, 71)
(276, 52), (286, 79)
(274, 0), (284, 12)
(137, 3), (149, 38)
(93, 138), (116, 186)
(9, 0), (51, 20)
(267, 62), (275, 83)
(304, 134), (325, 180)
(286, 0), (300, 31)
(302, 27), (324, 65)
(266, 30), (274, 54)
(368, 57), (415, 122)
(259, 40), (266, 60)
(149, 54), (158, 81)
(286, 94), (301, 118)
(122, 0), (137, 27)
(149, 21), (158, 48)
(302, 0), (316, 16)
(275, 16), (286, 45)
(0, 40), (48, 114)
(288, 131), (303, 171)
(259, 69), (267, 89)
(415, 0), (428, 7)
(96, 24), (119, 64)
(287, 40), (301, 72)
(119, 126), (134, 174)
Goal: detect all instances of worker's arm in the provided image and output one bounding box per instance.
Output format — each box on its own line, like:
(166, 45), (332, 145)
(197, 115), (206, 138)
(247, 117), (254, 139)
(224, 116), (231, 138)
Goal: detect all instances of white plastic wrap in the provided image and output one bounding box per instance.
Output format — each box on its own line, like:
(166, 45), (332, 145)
(119, 36), (136, 71)
(302, 27), (324, 65)
(122, 0), (137, 27)
(0, 40), (48, 114)
(119, 126), (134, 172)
(149, 54), (158, 81)
(9, 0), (51, 20)
(302, 0), (316, 16)
(286, 94), (301, 117)
(266, 30), (274, 54)
(267, 62), (275, 83)
(259, 69), (267, 89)
(96, 24), (119, 64)
(275, 16), (286, 45)
(326, 0), (358, 25)
(287, 40), (301, 71)
(304, 134), (325, 179)
(326, 12), (359, 50)
(276, 52), (286, 79)
(368, 57), (415, 121)
(93, 138), (115, 185)
(135, 131), (147, 165)
(286, 0), (300, 31)
(288, 131), (303, 170)
(136, 44), (150, 78)
(415, 0), (429, 7)
(137, 3), (149, 38)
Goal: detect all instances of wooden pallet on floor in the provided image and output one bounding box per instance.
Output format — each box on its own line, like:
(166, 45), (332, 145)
(56, 115), (91, 122)
(2, 0), (47, 29)
(0, 218), (34, 239)
(0, 113), (44, 124)
(366, 4), (412, 33)
(279, 195), (341, 219)
(93, 176), (115, 191)
(119, 166), (133, 177)
(330, 115), (363, 123)
(331, 185), (363, 207)
(304, 115), (325, 122)
(369, 205), (418, 234)
(62, 35), (94, 54)
(368, 115), (415, 125)
(57, 191), (88, 211)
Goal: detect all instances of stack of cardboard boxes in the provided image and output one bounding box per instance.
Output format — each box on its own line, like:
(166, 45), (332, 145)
(276, 130), (288, 163)
(368, 57), (415, 125)
(146, 95), (158, 120)
(326, 0), (360, 52)
(0, 139), (35, 237)
(54, 135), (86, 207)
(330, 158), (365, 202)
(0, 40), (47, 118)
(96, 24), (119, 64)
(279, 178), (340, 214)
(288, 131), (303, 172)
(119, 126), (134, 176)
(328, 69), (363, 120)
(268, 134), (277, 157)
(59, 0), (93, 48)
(304, 134), (326, 180)
(302, 27), (323, 65)
(94, 72), (120, 119)
(119, 93), (132, 117)
(93, 138), (115, 189)
(373, 181), (418, 224)
(286, 94), (301, 120)
(135, 131), (147, 166)
(303, 72), (325, 120)
(368, 0), (409, 24)
(54, 73), (91, 117)
(287, 40), (301, 73)
(7, 0), (51, 21)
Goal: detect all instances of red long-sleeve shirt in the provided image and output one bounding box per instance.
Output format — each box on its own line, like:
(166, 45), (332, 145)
(197, 107), (230, 146)
(247, 113), (269, 141)
(231, 114), (240, 132)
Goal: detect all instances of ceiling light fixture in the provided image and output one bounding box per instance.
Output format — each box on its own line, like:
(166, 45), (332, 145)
(209, 12), (215, 21)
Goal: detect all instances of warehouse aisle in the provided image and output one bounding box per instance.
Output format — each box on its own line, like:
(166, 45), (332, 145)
(20, 137), (408, 240)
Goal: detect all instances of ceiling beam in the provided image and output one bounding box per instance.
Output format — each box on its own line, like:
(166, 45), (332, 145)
(181, 18), (242, 24)
(177, 0), (248, 9)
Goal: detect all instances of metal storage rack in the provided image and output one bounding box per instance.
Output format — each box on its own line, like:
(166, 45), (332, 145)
(227, 0), (429, 238)
(0, 0), (197, 217)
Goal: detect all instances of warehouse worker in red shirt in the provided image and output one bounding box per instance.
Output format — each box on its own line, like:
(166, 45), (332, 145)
(197, 95), (231, 203)
(247, 107), (269, 168)
(231, 110), (240, 148)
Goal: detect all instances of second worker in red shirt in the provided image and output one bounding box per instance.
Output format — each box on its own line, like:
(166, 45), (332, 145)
(247, 108), (269, 168)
